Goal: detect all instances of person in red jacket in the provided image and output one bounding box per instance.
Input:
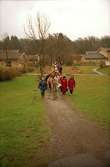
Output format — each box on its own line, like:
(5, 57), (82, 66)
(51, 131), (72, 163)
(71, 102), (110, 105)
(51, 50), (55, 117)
(68, 75), (75, 94)
(61, 76), (67, 95)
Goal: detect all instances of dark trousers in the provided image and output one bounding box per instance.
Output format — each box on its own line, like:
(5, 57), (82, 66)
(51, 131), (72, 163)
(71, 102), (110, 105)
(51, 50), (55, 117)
(70, 89), (73, 94)
(41, 90), (45, 97)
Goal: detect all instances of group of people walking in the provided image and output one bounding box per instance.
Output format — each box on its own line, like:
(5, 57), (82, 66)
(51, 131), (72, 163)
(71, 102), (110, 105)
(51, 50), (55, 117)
(38, 62), (75, 98)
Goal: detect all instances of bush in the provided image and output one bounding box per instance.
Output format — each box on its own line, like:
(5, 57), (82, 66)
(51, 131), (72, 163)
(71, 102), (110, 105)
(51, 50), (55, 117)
(17, 64), (35, 73)
(99, 61), (105, 68)
(0, 64), (35, 81)
(27, 66), (35, 72)
(15, 65), (29, 74)
(0, 66), (17, 81)
(15, 66), (24, 76)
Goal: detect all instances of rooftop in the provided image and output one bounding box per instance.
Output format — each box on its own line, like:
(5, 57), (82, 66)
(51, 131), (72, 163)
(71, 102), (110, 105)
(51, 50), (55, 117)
(0, 49), (20, 60)
(85, 51), (106, 59)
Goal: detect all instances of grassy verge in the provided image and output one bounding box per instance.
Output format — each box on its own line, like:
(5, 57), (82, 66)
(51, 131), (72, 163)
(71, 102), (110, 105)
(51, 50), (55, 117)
(0, 75), (50, 167)
(63, 65), (96, 75)
(77, 65), (96, 74)
(99, 66), (110, 75)
(68, 75), (110, 129)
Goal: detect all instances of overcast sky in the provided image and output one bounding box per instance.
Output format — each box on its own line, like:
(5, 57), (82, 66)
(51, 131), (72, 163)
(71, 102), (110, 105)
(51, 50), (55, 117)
(0, 0), (110, 40)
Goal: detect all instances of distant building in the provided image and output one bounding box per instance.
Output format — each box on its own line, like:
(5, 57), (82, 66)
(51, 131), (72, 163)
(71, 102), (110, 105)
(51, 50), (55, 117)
(81, 51), (107, 65)
(0, 49), (20, 66)
(0, 50), (39, 67)
(28, 54), (39, 65)
(20, 53), (39, 66)
(98, 47), (110, 66)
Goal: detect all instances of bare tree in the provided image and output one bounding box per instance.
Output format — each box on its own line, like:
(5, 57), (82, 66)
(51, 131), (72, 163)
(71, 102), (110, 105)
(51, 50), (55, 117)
(2, 34), (11, 66)
(24, 13), (50, 76)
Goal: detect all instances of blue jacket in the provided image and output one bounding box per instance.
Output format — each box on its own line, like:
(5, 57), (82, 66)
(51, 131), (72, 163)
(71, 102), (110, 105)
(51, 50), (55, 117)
(38, 80), (47, 91)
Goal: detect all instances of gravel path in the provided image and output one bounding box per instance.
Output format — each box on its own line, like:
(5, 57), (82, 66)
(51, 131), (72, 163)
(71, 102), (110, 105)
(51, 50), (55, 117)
(45, 94), (110, 167)
(92, 68), (105, 76)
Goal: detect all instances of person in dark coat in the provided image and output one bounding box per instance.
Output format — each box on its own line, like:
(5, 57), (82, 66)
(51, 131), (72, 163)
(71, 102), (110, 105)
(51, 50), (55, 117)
(68, 75), (75, 94)
(61, 76), (67, 95)
(38, 77), (47, 97)
(57, 62), (62, 74)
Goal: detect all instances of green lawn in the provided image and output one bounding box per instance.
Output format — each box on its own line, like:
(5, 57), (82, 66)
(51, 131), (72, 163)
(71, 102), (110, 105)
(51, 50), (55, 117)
(68, 75), (110, 129)
(0, 75), (50, 167)
(99, 66), (110, 75)
(0, 69), (110, 167)
(63, 65), (96, 75)
(77, 65), (96, 74)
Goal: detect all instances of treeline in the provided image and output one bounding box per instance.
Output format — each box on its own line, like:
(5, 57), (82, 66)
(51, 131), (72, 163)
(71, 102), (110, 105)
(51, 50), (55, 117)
(0, 34), (110, 64)
(72, 36), (110, 54)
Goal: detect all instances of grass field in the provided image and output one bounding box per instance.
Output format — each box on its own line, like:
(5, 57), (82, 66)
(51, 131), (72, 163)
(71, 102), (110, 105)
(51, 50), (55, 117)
(99, 66), (110, 75)
(68, 75), (110, 129)
(0, 75), (50, 167)
(63, 65), (96, 75)
(76, 65), (96, 74)
(0, 66), (110, 167)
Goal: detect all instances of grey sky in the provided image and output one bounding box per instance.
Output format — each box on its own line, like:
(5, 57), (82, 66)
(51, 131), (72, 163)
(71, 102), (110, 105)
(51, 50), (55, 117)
(0, 0), (110, 40)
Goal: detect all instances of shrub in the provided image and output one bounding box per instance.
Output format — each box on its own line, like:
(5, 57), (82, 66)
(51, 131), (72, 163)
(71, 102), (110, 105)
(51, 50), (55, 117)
(0, 64), (35, 81)
(27, 66), (35, 72)
(16, 65), (35, 74)
(15, 65), (28, 74)
(0, 66), (17, 81)
(99, 61), (105, 68)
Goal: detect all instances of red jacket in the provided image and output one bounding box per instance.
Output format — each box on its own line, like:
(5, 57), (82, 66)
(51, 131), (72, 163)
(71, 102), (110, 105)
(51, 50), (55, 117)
(68, 78), (75, 90)
(61, 78), (67, 91)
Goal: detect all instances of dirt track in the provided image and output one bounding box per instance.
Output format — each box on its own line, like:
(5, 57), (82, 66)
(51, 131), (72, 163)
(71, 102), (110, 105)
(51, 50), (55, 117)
(45, 93), (110, 167)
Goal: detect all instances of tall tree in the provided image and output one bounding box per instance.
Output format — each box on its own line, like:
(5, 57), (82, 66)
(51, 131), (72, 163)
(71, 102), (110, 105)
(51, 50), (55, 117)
(25, 14), (50, 76)
(10, 36), (20, 49)
(3, 35), (11, 66)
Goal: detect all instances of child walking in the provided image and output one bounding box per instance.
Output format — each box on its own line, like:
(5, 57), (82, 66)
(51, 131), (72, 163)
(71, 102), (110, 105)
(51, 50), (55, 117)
(61, 76), (67, 95)
(38, 77), (47, 97)
(68, 75), (75, 94)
